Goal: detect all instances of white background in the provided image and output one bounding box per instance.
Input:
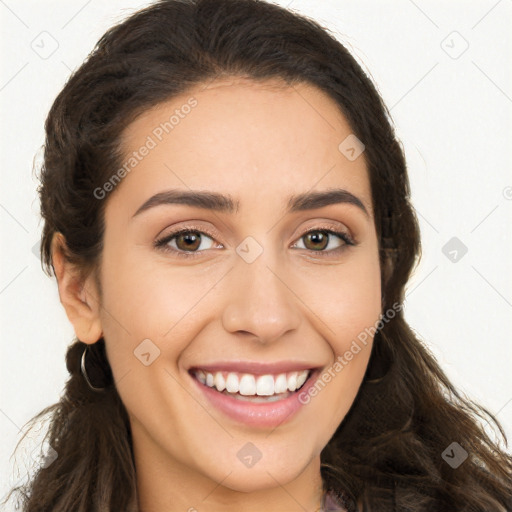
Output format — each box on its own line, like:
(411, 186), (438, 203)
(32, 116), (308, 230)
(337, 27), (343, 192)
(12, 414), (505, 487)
(1, 0), (511, 505)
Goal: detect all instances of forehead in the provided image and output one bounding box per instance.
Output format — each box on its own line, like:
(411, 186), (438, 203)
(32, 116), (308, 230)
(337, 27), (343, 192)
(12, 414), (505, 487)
(108, 78), (372, 219)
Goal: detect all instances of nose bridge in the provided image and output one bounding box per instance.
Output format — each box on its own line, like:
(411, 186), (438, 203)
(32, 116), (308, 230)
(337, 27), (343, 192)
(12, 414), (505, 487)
(221, 241), (301, 343)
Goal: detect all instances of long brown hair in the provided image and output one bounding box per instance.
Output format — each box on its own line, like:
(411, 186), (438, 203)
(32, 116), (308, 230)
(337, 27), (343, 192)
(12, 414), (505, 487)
(4, 0), (512, 510)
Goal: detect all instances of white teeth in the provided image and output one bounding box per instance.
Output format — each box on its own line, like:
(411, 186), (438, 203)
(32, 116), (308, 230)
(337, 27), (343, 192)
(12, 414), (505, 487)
(287, 373), (297, 392)
(226, 372), (239, 393)
(214, 372), (226, 392)
(239, 374), (256, 395)
(196, 370), (206, 385)
(274, 373), (288, 394)
(296, 370), (308, 389)
(256, 375), (274, 396)
(194, 369), (311, 396)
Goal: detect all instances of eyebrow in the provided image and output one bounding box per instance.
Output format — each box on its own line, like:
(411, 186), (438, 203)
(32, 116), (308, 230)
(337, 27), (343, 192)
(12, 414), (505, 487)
(131, 188), (369, 218)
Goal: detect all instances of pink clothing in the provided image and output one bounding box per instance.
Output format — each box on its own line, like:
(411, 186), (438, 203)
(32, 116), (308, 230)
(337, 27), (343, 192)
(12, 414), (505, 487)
(322, 489), (349, 511)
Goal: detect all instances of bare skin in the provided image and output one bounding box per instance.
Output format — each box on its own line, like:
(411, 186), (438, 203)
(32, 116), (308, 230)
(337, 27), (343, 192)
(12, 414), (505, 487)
(52, 77), (379, 512)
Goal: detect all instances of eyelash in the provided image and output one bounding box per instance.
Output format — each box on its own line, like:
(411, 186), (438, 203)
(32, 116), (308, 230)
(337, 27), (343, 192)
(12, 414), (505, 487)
(154, 224), (356, 259)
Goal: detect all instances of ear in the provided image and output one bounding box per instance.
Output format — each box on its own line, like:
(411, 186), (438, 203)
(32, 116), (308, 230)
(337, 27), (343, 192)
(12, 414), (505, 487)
(51, 232), (103, 345)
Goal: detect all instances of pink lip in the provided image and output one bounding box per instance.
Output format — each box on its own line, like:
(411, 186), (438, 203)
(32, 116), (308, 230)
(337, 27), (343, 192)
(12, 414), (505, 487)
(188, 360), (320, 375)
(189, 368), (320, 428)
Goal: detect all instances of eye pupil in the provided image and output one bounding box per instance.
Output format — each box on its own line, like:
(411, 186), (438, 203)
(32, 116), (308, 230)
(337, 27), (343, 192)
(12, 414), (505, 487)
(304, 231), (328, 251)
(177, 232), (201, 251)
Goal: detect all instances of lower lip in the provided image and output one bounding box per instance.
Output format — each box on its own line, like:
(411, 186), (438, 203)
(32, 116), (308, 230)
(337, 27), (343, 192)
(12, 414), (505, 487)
(189, 370), (320, 428)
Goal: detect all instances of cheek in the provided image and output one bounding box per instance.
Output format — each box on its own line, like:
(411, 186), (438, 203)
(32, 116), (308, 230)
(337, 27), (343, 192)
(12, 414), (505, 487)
(337, 254), (381, 342)
(97, 248), (219, 382)
(298, 252), (381, 432)
(300, 247), (382, 351)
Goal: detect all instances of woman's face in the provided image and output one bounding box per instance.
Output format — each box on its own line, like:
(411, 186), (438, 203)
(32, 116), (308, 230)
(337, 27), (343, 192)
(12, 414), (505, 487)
(72, 78), (381, 507)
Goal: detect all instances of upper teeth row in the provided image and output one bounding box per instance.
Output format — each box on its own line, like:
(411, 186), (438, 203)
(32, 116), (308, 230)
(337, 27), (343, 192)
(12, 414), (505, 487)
(193, 369), (310, 396)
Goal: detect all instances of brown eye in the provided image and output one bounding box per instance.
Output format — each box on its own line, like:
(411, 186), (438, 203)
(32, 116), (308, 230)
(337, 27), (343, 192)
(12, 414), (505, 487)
(303, 231), (330, 251)
(292, 228), (355, 255)
(155, 226), (355, 259)
(155, 229), (217, 255)
(174, 231), (202, 251)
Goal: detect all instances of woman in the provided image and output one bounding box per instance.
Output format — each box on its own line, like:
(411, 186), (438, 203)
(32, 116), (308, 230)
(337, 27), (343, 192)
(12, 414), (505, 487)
(4, 0), (512, 510)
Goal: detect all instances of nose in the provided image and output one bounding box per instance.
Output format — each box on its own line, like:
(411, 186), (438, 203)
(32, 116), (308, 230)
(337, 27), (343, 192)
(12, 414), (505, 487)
(221, 250), (302, 345)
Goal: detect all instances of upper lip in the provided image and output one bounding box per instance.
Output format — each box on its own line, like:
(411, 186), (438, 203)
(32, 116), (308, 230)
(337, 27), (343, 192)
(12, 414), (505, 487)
(188, 361), (322, 376)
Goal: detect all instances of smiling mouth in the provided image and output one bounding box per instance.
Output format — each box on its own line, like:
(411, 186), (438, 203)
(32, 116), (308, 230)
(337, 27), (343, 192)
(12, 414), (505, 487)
(189, 368), (313, 403)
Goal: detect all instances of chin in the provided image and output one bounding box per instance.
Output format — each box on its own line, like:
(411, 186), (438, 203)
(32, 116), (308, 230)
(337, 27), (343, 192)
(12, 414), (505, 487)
(221, 469), (298, 493)
(204, 447), (316, 493)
